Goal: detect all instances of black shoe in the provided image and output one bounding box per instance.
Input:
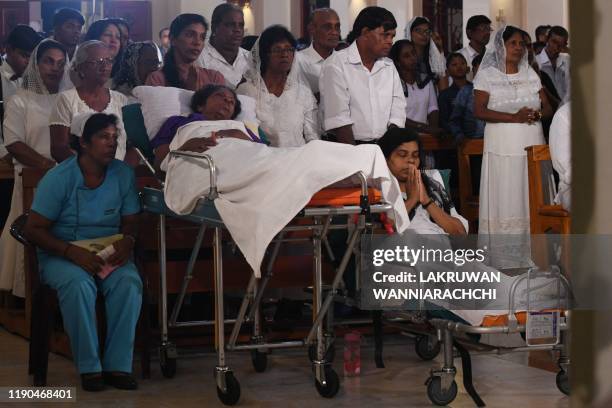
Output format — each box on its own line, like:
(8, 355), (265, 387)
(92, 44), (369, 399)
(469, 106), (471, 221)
(102, 372), (138, 390)
(81, 373), (106, 392)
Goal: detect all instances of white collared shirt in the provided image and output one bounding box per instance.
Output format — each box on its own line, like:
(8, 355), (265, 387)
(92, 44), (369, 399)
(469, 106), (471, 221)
(196, 40), (250, 89)
(536, 50), (570, 102)
(319, 41), (406, 142)
(1, 59), (21, 155)
(295, 43), (331, 95)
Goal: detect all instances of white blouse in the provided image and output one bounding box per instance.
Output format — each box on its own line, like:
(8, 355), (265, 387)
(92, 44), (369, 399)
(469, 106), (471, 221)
(236, 77), (319, 148)
(49, 87), (129, 160)
(3, 90), (57, 171)
(474, 66), (542, 114)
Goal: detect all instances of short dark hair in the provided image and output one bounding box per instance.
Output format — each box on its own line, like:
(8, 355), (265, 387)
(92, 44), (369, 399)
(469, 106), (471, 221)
(159, 27), (169, 39)
(535, 25), (551, 38)
(84, 19), (121, 42)
(190, 84), (241, 119)
(466, 15), (491, 32)
(446, 52), (467, 67)
(548, 25), (569, 40)
(6, 25), (42, 52)
(347, 6), (396, 44)
(71, 113), (118, 153)
(36, 39), (67, 63)
(53, 8), (85, 28)
(211, 3), (242, 33)
(471, 53), (483, 67)
(257, 25), (297, 75)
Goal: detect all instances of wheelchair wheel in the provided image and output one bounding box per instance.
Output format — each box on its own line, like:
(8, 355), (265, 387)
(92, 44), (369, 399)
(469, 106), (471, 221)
(415, 335), (441, 361)
(217, 371), (241, 406)
(251, 350), (268, 373)
(315, 366), (340, 398)
(556, 370), (570, 396)
(426, 376), (458, 406)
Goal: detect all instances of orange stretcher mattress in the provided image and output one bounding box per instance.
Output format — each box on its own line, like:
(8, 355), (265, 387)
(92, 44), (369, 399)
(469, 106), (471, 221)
(307, 187), (382, 207)
(481, 309), (564, 327)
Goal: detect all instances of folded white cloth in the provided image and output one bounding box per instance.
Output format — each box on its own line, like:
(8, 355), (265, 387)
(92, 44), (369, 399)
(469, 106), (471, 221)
(162, 120), (409, 277)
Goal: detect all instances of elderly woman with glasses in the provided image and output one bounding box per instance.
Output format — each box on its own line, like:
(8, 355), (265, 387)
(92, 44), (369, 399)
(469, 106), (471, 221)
(49, 40), (131, 164)
(236, 25), (319, 147)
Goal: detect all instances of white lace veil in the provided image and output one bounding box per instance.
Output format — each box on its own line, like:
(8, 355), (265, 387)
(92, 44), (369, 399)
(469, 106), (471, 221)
(243, 34), (304, 105)
(21, 39), (68, 95)
(479, 25), (529, 75)
(404, 16), (446, 77)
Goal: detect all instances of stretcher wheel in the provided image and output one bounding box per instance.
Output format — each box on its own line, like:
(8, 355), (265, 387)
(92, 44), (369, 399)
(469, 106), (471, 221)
(315, 367), (340, 398)
(415, 335), (441, 361)
(160, 357), (176, 378)
(426, 377), (458, 406)
(556, 370), (570, 396)
(308, 342), (335, 363)
(217, 372), (241, 406)
(251, 350), (268, 373)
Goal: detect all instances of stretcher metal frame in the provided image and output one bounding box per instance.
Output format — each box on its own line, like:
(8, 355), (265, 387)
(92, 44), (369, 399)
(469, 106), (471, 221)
(377, 266), (571, 407)
(139, 150), (393, 405)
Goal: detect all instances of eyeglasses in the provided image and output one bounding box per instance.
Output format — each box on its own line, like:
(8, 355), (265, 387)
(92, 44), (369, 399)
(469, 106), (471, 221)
(84, 58), (114, 68)
(269, 47), (295, 56)
(475, 25), (494, 32)
(413, 28), (432, 36)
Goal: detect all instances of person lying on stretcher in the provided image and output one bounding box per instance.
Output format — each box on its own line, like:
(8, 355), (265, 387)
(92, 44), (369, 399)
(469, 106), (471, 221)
(378, 127), (467, 236)
(151, 84), (264, 171)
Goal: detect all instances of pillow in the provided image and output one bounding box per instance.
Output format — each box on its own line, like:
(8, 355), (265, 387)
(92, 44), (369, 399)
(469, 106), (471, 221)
(133, 85), (258, 140)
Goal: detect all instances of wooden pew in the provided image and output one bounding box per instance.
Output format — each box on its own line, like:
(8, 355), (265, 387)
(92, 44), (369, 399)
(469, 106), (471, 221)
(457, 139), (483, 233)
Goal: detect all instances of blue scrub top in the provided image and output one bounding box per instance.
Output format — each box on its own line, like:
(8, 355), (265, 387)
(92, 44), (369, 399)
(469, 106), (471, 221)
(31, 156), (141, 244)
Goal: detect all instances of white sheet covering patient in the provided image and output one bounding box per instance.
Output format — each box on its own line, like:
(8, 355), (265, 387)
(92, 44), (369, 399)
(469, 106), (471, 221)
(160, 120), (410, 277)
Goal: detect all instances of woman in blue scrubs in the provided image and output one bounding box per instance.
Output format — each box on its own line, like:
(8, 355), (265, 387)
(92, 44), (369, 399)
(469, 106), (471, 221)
(24, 112), (142, 392)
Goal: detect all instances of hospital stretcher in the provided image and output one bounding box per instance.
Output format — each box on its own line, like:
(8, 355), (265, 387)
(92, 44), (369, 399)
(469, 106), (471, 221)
(376, 266), (571, 406)
(138, 150), (393, 405)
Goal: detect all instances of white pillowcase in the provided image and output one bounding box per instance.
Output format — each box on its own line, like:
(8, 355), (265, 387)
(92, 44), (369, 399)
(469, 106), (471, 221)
(133, 85), (258, 140)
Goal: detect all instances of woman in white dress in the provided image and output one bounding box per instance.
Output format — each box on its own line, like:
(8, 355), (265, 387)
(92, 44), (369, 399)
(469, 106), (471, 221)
(0, 40), (67, 297)
(236, 25), (319, 147)
(49, 41), (130, 164)
(474, 26), (553, 268)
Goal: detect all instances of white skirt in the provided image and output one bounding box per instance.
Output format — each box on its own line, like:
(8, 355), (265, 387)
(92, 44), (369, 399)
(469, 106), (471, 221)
(0, 171), (25, 297)
(478, 122), (545, 269)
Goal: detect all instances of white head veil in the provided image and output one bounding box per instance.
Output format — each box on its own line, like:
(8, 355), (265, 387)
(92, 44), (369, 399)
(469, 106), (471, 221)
(404, 16), (446, 77)
(478, 25), (529, 75)
(243, 33), (305, 106)
(21, 39), (68, 95)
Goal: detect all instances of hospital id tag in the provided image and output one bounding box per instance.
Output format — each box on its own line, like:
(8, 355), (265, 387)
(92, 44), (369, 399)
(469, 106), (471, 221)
(526, 311), (560, 346)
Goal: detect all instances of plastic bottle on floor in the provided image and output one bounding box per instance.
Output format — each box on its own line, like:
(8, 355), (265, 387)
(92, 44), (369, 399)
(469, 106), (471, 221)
(343, 331), (361, 377)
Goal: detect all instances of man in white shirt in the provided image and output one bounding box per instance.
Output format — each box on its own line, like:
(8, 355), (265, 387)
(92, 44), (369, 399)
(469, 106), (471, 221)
(1, 25), (43, 158)
(319, 6), (406, 144)
(549, 102), (571, 211)
(295, 8), (340, 97)
(458, 15), (491, 80)
(196, 3), (249, 89)
(536, 26), (570, 102)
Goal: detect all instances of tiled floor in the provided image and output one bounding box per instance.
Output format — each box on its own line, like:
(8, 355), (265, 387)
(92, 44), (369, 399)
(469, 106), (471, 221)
(0, 328), (569, 407)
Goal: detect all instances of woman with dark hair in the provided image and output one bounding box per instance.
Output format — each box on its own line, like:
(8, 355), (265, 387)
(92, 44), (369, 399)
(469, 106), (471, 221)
(378, 127), (467, 235)
(24, 112), (142, 392)
(474, 25), (553, 268)
(389, 39), (440, 134)
(84, 19), (123, 78)
(113, 41), (162, 99)
(404, 16), (448, 90)
(145, 13), (225, 91)
(151, 84), (261, 169)
(236, 25), (318, 147)
(196, 3), (249, 88)
(0, 39), (67, 296)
